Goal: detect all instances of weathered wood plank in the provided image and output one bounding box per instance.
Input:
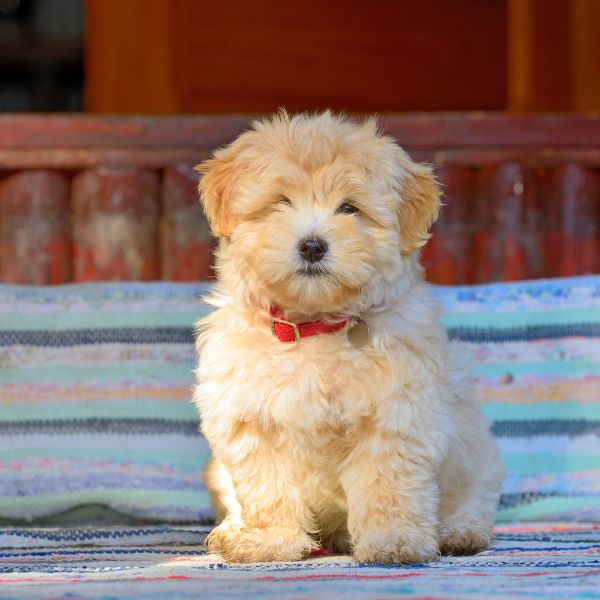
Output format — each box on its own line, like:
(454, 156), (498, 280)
(546, 164), (600, 276)
(5, 148), (600, 170)
(0, 149), (212, 170)
(474, 163), (545, 282)
(422, 166), (478, 284)
(0, 171), (71, 284)
(161, 165), (215, 281)
(0, 114), (598, 284)
(72, 167), (160, 281)
(2, 114), (600, 151)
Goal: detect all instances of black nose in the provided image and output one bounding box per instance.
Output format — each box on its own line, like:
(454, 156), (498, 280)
(298, 237), (328, 263)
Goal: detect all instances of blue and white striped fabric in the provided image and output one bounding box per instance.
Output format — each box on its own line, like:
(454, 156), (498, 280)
(0, 523), (598, 599)
(0, 283), (213, 522)
(436, 276), (600, 522)
(0, 277), (598, 523)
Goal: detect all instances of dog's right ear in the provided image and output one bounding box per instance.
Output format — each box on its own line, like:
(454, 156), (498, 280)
(195, 142), (245, 238)
(396, 158), (442, 255)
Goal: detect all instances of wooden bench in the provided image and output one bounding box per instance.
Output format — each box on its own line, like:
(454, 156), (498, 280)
(0, 113), (598, 285)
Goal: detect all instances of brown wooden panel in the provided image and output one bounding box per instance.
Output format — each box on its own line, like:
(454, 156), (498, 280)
(0, 171), (71, 284)
(85, 0), (177, 113)
(507, 0), (572, 111)
(86, 0), (507, 114)
(571, 0), (600, 111)
(161, 165), (215, 281)
(85, 0), (600, 114)
(72, 167), (160, 281)
(530, 0), (572, 111)
(507, 0), (600, 111)
(507, 0), (534, 111)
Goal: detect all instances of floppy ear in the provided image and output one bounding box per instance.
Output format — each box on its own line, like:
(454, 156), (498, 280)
(196, 143), (245, 238)
(397, 158), (442, 255)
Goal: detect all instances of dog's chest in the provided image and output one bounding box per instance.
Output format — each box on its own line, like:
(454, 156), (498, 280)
(257, 339), (396, 432)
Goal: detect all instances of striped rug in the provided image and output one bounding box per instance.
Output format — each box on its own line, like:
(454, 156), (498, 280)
(0, 523), (598, 599)
(1, 277), (599, 523)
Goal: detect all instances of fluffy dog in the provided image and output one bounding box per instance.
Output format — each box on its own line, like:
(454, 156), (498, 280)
(193, 111), (505, 564)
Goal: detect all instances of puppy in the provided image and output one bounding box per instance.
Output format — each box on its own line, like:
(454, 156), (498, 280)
(193, 111), (505, 564)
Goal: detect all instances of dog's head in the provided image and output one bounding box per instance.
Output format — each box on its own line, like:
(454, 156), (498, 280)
(197, 111), (441, 315)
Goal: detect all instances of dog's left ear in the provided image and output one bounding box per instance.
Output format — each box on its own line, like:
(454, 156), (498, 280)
(396, 156), (442, 255)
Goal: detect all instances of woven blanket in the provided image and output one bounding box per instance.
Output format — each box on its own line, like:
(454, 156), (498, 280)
(1, 277), (599, 524)
(0, 523), (598, 599)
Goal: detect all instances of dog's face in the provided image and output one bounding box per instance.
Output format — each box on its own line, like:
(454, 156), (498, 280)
(198, 112), (441, 315)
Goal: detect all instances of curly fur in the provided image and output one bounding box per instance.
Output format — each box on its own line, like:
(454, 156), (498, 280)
(193, 110), (505, 564)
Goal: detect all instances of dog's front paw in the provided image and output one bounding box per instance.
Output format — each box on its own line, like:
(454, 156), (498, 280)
(206, 519), (240, 555)
(207, 521), (316, 562)
(353, 528), (439, 564)
(439, 525), (493, 556)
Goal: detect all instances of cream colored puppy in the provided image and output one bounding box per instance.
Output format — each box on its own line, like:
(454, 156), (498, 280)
(194, 111), (505, 564)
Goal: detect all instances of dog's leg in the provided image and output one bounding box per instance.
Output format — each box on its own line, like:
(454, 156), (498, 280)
(340, 434), (440, 564)
(437, 481), (499, 556)
(205, 457), (240, 524)
(206, 424), (316, 563)
(438, 420), (505, 555)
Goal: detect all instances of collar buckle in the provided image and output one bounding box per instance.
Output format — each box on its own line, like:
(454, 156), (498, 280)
(270, 317), (301, 342)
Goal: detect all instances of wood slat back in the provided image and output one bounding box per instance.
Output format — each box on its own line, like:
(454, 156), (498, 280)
(0, 114), (598, 284)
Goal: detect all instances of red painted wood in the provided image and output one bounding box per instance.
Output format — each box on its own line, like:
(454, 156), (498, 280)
(4, 114), (600, 170)
(474, 163), (544, 282)
(0, 171), (71, 284)
(2, 113), (600, 153)
(0, 115), (598, 284)
(161, 164), (215, 281)
(423, 167), (477, 284)
(0, 115), (251, 151)
(7, 147), (600, 171)
(72, 167), (160, 281)
(546, 164), (600, 276)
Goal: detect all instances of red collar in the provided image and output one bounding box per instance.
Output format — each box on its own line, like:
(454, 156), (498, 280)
(269, 307), (348, 343)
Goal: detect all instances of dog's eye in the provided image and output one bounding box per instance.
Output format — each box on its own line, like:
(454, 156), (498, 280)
(336, 202), (359, 215)
(276, 196), (292, 207)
